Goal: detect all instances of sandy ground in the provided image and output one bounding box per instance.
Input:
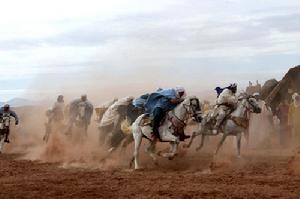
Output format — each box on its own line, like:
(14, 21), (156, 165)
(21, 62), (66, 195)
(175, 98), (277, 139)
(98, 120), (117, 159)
(1, 107), (300, 198)
(1, 148), (300, 199)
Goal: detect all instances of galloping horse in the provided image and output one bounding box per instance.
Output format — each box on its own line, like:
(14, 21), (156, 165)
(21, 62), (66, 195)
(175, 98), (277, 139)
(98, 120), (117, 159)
(130, 96), (202, 170)
(185, 94), (261, 157)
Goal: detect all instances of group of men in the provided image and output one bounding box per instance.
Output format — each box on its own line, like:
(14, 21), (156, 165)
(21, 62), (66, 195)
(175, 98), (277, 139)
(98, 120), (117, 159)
(2, 83), (239, 145)
(45, 94), (94, 140)
(97, 84), (238, 143)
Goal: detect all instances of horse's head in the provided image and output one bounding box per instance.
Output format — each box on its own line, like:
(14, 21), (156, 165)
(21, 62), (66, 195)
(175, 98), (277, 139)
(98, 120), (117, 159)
(242, 95), (262, 114)
(182, 96), (202, 122)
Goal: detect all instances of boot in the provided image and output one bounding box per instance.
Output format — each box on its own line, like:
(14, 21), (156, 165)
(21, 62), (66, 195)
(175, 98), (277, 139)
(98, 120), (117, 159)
(152, 128), (162, 142)
(179, 133), (191, 141)
(4, 135), (10, 143)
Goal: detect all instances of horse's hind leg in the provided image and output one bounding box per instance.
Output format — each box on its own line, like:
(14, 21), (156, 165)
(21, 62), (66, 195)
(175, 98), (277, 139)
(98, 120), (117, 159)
(215, 134), (227, 155)
(236, 133), (242, 158)
(131, 128), (143, 170)
(196, 134), (206, 151)
(244, 129), (249, 148)
(118, 134), (133, 156)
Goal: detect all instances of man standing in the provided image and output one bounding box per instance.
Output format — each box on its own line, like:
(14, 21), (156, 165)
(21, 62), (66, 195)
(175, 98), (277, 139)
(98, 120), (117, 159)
(0, 104), (19, 143)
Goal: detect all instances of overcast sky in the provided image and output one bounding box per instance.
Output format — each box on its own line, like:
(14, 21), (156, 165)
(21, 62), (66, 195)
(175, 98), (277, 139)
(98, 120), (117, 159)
(0, 0), (300, 102)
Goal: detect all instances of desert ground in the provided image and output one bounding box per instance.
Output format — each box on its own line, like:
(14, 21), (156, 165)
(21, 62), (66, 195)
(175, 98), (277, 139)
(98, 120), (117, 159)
(2, 141), (300, 198)
(1, 107), (300, 199)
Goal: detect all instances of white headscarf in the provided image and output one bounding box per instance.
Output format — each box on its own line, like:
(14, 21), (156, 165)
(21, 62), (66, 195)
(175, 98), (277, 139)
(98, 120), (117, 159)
(175, 86), (186, 99)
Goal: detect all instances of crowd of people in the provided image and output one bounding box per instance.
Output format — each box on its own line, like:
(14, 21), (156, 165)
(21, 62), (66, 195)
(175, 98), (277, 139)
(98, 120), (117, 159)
(0, 83), (299, 153)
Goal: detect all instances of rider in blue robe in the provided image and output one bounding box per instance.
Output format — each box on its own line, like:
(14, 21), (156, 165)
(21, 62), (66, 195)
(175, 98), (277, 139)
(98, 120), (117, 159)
(144, 87), (186, 140)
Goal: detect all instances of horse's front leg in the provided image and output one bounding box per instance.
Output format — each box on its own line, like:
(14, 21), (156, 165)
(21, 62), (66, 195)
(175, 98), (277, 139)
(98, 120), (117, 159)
(159, 141), (179, 160)
(183, 131), (199, 148)
(145, 140), (158, 165)
(158, 130), (180, 159)
(236, 133), (242, 158)
(196, 134), (206, 151)
(215, 133), (227, 155)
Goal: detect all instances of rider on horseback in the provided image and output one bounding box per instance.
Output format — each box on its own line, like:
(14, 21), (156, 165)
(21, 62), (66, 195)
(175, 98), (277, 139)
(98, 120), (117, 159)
(212, 83), (238, 134)
(44, 95), (65, 141)
(50, 95), (65, 123)
(65, 94), (93, 135)
(144, 87), (187, 141)
(0, 104), (19, 143)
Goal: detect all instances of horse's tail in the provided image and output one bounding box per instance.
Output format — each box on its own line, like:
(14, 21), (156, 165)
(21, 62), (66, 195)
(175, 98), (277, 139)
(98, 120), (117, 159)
(121, 119), (132, 135)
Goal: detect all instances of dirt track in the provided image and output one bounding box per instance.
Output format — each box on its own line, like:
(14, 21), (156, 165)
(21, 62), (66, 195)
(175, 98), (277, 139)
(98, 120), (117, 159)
(1, 149), (300, 199)
(2, 109), (300, 198)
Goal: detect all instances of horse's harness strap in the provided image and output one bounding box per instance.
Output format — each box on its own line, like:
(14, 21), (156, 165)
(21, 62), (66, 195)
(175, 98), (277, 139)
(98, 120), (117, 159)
(230, 116), (249, 129)
(169, 115), (185, 136)
(217, 103), (234, 108)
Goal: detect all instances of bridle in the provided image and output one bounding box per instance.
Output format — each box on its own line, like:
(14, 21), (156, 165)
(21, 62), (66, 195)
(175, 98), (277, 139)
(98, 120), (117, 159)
(181, 98), (201, 122)
(169, 98), (201, 135)
(241, 97), (257, 113)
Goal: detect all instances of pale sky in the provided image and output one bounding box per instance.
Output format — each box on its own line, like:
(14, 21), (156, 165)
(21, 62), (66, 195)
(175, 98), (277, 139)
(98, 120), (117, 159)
(0, 0), (300, 102)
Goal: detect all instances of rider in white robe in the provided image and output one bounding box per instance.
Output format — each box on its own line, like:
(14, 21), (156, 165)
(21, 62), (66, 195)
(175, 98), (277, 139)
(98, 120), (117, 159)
(213, 84), (238, 134)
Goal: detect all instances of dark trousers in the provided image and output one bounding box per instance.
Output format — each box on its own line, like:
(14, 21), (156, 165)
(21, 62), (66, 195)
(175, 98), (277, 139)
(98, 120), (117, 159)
(152, 107), (166, 139)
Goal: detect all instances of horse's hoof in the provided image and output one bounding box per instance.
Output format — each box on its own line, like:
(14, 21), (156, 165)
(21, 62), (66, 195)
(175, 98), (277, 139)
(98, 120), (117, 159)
(134, 167), (144, 171)
(196, 147), (201, 151)
(108, 147), (115, 153)
(168, 154), (177, 160)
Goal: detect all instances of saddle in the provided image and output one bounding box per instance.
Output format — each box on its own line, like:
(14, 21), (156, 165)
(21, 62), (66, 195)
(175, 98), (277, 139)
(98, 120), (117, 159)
(230, 116), (249, 129)
(139, 114), (189, 141)
(140, 114), (152, 126)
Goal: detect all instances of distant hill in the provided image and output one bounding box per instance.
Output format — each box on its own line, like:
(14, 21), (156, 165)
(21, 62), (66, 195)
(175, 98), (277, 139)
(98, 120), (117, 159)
(0, 98), (36, 107)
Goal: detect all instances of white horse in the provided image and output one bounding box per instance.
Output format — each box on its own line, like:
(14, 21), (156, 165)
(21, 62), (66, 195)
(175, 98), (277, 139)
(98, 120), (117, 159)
(0, 115), (11, 153)
(185, 95), (261, 157)
(130, 96), (202, 170)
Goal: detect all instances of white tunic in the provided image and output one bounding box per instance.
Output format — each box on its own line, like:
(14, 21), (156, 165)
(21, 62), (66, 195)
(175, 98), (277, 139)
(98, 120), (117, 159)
(216, 89), (238, 106)
(99, 96), (133, 127)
